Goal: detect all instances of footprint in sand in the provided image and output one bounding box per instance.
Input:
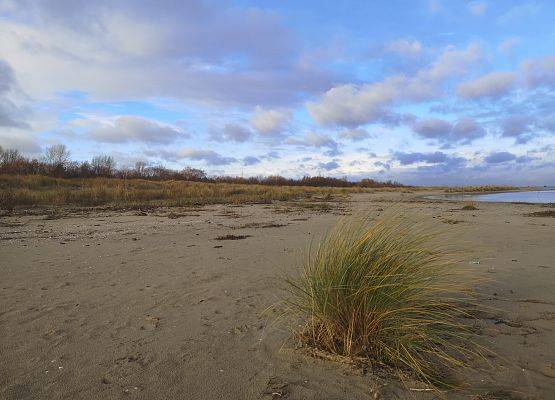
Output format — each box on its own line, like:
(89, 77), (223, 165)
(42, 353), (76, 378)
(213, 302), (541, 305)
(262, 376), (289, 399)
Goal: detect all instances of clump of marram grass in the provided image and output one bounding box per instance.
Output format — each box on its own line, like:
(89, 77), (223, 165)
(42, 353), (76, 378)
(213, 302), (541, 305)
(283, 212), (482, 387)
(461, 201), (479, 211)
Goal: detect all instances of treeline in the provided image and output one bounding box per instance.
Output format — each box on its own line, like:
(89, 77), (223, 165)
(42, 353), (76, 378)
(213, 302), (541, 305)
(0, 145), (404, 188)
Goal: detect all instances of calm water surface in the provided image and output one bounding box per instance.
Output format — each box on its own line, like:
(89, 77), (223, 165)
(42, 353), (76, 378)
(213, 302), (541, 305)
(428, 190), (555, 204)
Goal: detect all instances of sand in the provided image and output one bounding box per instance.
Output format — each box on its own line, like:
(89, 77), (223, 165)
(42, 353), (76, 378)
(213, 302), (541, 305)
(1, 191), (554, 399)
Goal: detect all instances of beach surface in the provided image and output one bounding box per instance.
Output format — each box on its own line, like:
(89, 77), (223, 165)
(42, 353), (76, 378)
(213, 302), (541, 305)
(1, 191), (554, 399)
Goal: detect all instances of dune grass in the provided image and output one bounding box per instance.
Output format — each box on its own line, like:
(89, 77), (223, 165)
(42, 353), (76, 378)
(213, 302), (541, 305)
(461, 201), (479, 210)
(283, 211), (481, 387)
(0, 174), (368, 211)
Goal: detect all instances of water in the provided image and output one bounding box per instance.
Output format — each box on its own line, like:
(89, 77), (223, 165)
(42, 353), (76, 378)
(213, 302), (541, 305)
(428, 190), (555, 204)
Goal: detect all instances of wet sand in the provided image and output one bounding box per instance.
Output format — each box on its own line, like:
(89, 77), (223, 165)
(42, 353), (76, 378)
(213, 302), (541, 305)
(1, 191), (554, 399)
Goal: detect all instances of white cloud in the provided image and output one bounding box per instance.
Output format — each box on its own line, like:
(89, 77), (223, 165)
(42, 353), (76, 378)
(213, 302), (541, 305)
(457, 71), (517, 99)
(425, 43), (482, 82)
(308, 43), (483, 127)
(177, 148), (236, 165)
(338, 128), (370, 141)
(285, 132), (340, 156)
(542, 115), (555, 133)
(249, 106), (291, 135)
(386, 38), (422, 57)
(0, 59), (29, 129)
(318, 160), (340, 171)
(393, 151), (453, 165)
(521, 55), (555, 89)
(376, 153), (553, 186)
(307, 74), (443, 127)
(83, 116), (188, 144)
(0, 132), (42, 154)
(412, 117), (486, 145)
(243, 156), (260, 166)
(0, 1), (335, 107)
(209, 123), (252, 142)
(286, 132), (334, 147)
(413, 118), (452, 138)
(484, 151), (516, 163)
(500, 115), (535, 143)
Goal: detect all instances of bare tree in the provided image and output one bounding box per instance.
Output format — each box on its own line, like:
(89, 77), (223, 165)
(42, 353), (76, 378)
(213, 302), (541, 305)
(91, 155), (116, 176)
(181, 167), (207, 181)
(0, 147), (23, 165)
(44, 144), (71, 167)
(134, 160), (147, 177)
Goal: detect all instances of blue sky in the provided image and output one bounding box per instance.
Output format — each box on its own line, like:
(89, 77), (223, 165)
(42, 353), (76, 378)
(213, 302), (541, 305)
(0, 0), (554, 185)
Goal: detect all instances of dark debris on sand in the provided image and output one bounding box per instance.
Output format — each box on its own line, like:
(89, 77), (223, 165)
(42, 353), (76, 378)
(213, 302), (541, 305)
(214, 234), (251, 240)
(526, 210), (555, 218)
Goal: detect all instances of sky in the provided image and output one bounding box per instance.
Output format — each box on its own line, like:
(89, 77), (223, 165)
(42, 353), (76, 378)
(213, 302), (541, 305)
(0, 0), (554, 186)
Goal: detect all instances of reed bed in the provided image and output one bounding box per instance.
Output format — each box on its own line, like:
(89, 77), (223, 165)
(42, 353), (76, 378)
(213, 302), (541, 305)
(0, 174), (365, 210)
(284, 211), (481, 387)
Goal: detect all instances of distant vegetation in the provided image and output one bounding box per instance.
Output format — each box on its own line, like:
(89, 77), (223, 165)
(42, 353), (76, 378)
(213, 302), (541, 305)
(0, 145), (406, 211)
(0, 175), (369, 211)
(0, 145), (403, 189)
(283, 212), (481, 387)
(444, 185), (519, 193)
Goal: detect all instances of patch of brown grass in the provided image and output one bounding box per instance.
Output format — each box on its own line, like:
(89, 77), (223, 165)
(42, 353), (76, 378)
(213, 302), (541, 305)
(0, 175), (367, 212)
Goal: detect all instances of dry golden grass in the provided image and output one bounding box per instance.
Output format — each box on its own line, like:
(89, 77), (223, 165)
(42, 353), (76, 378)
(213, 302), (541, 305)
(283, 211), (483, 387)
(0, 174), (372, 211)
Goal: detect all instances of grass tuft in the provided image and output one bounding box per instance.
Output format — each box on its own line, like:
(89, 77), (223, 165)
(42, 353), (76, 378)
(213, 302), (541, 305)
(283, 211), (482, 387)
(462, 201), (479, 211)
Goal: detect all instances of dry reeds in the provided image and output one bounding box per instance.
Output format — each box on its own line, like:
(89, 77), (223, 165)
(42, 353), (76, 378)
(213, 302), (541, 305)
(0, 175), (359, 210)
(283, 211), (482, 387)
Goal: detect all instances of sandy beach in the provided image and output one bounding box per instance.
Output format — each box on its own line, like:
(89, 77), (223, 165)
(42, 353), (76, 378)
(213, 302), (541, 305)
(1, 191), (554, 399)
